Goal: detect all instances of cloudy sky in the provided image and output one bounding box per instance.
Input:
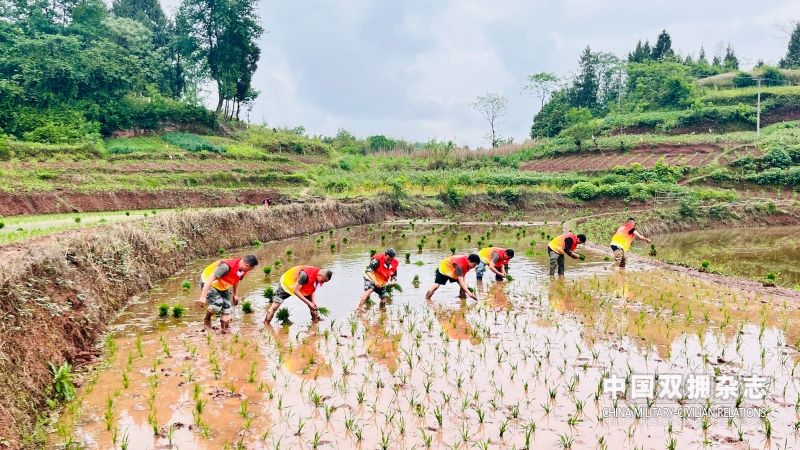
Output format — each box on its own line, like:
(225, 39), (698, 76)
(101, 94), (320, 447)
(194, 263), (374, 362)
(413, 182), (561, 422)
(165, 0), (800, 148)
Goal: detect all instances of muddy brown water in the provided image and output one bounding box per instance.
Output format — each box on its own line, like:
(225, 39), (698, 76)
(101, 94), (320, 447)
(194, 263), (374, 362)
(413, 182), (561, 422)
(48, 222), (800, 449)
(651, 225), (800, 289)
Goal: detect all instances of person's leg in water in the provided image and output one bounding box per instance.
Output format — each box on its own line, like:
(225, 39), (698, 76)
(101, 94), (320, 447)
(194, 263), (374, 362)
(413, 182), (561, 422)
(263, 286), (290, 324)
(548, 249), (559, 276)
(476, 261), (486, 281)
(557, 254), (565, 276)
(204, 287), (229, 330)
(376, 286), (390, 307)
(425, 269), (450, 300)
(358, 278), (376, 310)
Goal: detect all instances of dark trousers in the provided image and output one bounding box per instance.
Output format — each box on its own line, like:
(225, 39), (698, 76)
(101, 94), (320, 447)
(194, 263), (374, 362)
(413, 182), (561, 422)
(548, 248), (565, 276)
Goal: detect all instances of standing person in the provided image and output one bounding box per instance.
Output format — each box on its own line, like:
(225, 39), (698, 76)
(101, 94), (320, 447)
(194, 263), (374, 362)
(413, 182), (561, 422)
(263, 198), (271, 208)
(425, 254), (480, 300)
(609, 217), (651, 269)
(547, 232), (586, 276)
(264, 265), (333, 324)
(358, 248), (399, 310)
(196, 254), (259, 333)
(476, 247), (515, 282)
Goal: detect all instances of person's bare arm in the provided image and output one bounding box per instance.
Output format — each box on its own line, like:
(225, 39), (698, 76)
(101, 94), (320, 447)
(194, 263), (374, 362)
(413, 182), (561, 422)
(293, 283), (317, 309)
(196, 278), (215, 306)
(457, 276), (476, 299)
(232, 284), (240, 305)
(633, 230), (651, 243)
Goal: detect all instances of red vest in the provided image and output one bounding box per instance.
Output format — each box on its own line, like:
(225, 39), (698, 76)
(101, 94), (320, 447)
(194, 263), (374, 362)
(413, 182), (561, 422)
(298, 265), (321, 296)
(493, 249), (510, 266)
(218, 258), (245, 289)
(373, 253), (399, 286)
(451, 255), (472, 276)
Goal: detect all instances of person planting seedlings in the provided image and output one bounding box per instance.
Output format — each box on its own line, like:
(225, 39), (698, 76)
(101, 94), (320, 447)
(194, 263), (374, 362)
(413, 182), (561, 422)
(358, 248), (400, 311)
(547, 232), (587, 277)
(426, 254), (480, 300)
(476, 247), (515, 282)
(196, 254), (259, 333)
(264, 265), (333, 324)
(608, 217), (651, 269)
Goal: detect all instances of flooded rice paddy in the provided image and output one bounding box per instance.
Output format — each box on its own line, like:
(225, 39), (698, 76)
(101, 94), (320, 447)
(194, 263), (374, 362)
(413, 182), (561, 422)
(50, 222), (800, 449)
(651, 226), (800, 289)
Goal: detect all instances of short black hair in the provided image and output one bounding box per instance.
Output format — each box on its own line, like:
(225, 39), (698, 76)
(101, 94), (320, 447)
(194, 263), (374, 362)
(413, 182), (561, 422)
(506, 249), (515, 258)
(321, 269), (333, 281)
(468, 254), (481, 264)
(385, 248), (396, 258)
(243, 254), (259, 266)
(577, 234), (587, 243)
(627, 217), (636, 222)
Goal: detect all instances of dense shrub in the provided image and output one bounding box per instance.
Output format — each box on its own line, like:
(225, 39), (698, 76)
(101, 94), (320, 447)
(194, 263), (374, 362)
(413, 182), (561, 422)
(732, 71), (756, 88)
(440, 185), (466, 207)
(568, 182), (599, 200)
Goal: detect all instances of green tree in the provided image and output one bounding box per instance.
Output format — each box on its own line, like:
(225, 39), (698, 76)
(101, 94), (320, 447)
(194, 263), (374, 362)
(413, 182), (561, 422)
(176, 0), (262, 115)
(628, 40), (650, 63)
(651, 30), (674, 61)
(723, 44), (739, 70)
(571, 46), (599, 111)
(470, 92), (509, 147)
(780, 23), (800, 69)
(523, 72), (560, 109)
(530, 89), (571, 138)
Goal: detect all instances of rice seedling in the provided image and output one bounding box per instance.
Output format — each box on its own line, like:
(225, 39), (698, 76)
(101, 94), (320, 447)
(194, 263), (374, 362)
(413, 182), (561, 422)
(242, 301), (254, 314)
(276, 307), (291, 325)
(764, 271), (777, 287)
(158, 303), (169, 318)
(412, 274), (420, 288)
(318, 306), (330, 316)
(450, 247), (456, 255)
(182, 280), (191, 290)
(172, 305), (185, 318)
(263, 266), (272, 275)
(700, 260), (711, 271)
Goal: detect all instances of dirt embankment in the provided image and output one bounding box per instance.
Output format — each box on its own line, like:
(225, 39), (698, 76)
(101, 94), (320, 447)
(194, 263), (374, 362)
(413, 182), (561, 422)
(0, 189), (286, 216)
(521, 143), (758, 173)
(0, 198), (395, 448)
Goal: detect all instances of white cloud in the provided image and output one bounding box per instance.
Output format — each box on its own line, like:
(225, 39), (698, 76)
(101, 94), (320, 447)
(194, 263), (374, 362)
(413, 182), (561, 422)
(164, 0), (800, 147)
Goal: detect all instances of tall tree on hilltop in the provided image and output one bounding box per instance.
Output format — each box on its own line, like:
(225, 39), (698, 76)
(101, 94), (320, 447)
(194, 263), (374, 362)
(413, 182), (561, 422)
(523, 72), (560, 109)
(723, 44), (739, 70)
(651, 29), (674, 60)
(571, 46), (599, 112)
(628, 40), (651, 63)
(780, 23), (800, 69)
(697, 45), (708, 64)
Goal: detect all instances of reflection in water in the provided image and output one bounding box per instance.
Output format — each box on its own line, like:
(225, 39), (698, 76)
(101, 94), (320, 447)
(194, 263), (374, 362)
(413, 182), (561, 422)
(267, 323), (332, 379)
(482, 279), (512, 310)
(361, 310), (401, 373)
(428, 298), (481, 344)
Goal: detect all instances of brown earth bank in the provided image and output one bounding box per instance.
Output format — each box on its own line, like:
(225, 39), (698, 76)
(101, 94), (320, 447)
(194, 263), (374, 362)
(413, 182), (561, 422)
(0, 198), (401, 448)
(0, 189), (287, 216)
(521, 143), (758, 173)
